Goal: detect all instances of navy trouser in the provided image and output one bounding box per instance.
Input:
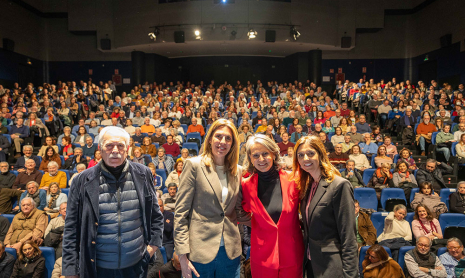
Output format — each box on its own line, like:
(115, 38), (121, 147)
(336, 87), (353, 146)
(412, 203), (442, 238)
(96, 251), (152, 278)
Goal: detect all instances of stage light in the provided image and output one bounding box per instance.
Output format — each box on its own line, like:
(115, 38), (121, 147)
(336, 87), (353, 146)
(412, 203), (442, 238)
(247, 29), (257, 39)
(194, 30), (200, 36)
(290, 26), (300, 41)
(148, 27), (160, 41)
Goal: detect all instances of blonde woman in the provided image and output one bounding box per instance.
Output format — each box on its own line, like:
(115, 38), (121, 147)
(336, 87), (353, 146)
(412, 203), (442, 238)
(175, 119), (243, 278)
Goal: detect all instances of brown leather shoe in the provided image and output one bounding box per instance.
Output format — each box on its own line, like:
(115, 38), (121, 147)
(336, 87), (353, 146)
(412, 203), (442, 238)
(14, 153), (21, 158)
(421, 151), (425, 156)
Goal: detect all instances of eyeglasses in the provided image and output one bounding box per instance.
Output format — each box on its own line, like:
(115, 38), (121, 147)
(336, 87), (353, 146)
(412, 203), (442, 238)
(417, 243), (430, 248)
(447, 246), (462, 251)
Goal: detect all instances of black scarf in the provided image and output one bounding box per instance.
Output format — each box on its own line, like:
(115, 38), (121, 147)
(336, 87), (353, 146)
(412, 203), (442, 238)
(411, 247), (436, 268)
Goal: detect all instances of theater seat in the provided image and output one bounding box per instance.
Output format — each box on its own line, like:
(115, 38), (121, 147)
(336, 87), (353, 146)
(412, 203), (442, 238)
(439, 188), (456, 211)
(438, 213), (465, 234)
(397, 246), (415, 271)
(437, 247), (447, 257)
(380, 188), (407, 211)
(359, 245), (391, 277)
(362, 169), (376, 186)
(39, 247), (56, 278)
(354, 188), (378, 211)
(5, 247), (17, 259)
(155, 169), (167, 189)
(62, 188), (69, 196)
(410, 188), (419, 204)
(371, 212), (389, 237)
(3, 214), (15, 223)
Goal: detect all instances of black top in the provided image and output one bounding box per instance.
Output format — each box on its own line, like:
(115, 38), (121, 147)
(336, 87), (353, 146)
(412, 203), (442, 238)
(154, 261), (182, 278)
(449, 192), (465, 214)
(102, 160), (126, 180)
(10, 255), (45, 278)
(256, 167), (282, 224)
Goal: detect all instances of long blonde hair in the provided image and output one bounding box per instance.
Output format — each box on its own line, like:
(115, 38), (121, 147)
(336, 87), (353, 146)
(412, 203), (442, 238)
(201, 119), (239, 176)
(291, 135), (341, 200)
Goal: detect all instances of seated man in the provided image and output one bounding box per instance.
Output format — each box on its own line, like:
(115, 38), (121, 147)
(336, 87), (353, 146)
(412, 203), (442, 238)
(4, 196), (48, 251)
(187, 118), (205, 137)
(71, 119), (89, 134)
(82, 136), (98, 161)
(132, 127), (145, 144)
(355, 200), (377, 250)
(341, 135), (355, 154)
(39, 161), (67, 189)
(405, 236), (447, 278)
(416, 159), (453, 193)
(19, 181), (46, 211)
(9, 118), (29, 158)
(341, 160), (365, 188)
(359, 133), (378, 160)
(347, 126), (364, 145)
(62, 147), (88, 171)
(68, 163), (86, 187)
(141, 117), (156, 136)
(328, 144), (349, 170)
(319, 132), (335, 154)
(151, 128), (167, 146)
(162, 135), (180, 157)
(277, 133), (294, 156)
(151, 252), (181, 278)
(13, 159), (43, 190)
(13, 145), (40, 171)
(0, 241), (15, 277)
(0, 162), (16, 188)
(0, 184), (23, 214)
(439, 237), (465, 278)
(0, 134), (10, 162)
(161, 183), (177, 213)
(44, 202), (67, 259)
(159, 199), (174, 262)
(417, 113), (437, 156)
(376, 100), (392, 128)
(290, 125), (307, 143)
(355, 115), (372, 134)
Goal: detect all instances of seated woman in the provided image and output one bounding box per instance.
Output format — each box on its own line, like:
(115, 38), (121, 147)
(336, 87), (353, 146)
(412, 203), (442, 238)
(132, 147), (151, 166)
(288, 118), (299, 135)
(322, 120), (334, 133)
(436, 124), (455, 162)
(313, 110), (326, 125)
(141, 136), (157, 157)
(456, 133), (465, 162)
(377, 204), (412, 261)
(331, 127), (345, 147)
(24, 112), (49, 146)
(398, 148), (417, 170)
(411, 181), (448, 218)
(392, 160), (417, 202)
(165, 160), (183, 186)
(39, 146), (62, 172)
(10, 240), (45, 278)
(382, 136), (398, 159)
(371, 126), (384, 144)
(411, 204), (443, 241)
(44, 182), (68, 217)
(37, 136), (59, 157)
(88, 120), (100, 136)
(74, 126), (92, 147)
(339, 117), (351, 134)
(59, 136), (73, 160)
(176, 148), (189, 163)
(361, 244), (405, 278)
(368, 163), (394, 199)
(87, 150), (102, 168)
(348, 145), (371, 172)
(169, 128), (183, 145)
(449, 181), (465, 214)
(374, 145), (393, 169)
(152, 147), (175, 175)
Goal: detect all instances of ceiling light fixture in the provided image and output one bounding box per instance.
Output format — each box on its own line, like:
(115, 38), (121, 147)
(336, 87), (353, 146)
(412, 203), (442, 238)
(247, 29), (257, 39)
(290, 26), (300, 41)
(194, 29), (201, 40)
(148, 27), (160, 41)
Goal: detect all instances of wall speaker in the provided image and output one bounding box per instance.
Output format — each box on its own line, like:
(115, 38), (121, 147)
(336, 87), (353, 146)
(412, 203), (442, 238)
(174, 31), (185, 43)
(101, 39), (111, 50)
(341, 37), (351, 48)
(265, 30), (276, 43)
(2, 38), (15, 51)
(440, 34), (452, 48)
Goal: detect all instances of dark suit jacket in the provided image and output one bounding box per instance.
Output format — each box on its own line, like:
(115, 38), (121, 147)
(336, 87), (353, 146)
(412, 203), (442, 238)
(13, 155), (40, 170)
(62, 160), (164, 278)
(0, 135), (9, 154)
(399, 115), (416, 128)
(301, 176), (358, 278)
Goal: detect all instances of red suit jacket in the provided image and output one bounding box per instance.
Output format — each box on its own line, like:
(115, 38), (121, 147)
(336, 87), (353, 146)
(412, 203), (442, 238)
(241, 170), (304, 277)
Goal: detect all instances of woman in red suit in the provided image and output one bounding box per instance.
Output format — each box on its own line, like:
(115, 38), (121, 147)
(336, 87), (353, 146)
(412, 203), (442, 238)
(237, 134), (304, 278)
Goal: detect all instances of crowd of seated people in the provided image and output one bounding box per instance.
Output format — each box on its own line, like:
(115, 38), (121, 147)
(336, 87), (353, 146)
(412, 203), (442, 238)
(0, 77), (464, 277)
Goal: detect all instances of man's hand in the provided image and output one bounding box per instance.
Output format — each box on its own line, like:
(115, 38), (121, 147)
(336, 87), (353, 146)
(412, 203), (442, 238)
(17, 169), (25, 173)
(180, 254), (200, 278)
(10, 134), (16, 139)
(419, 267), (429, 273)
(10, 242), (22, 251)
(147, 245), (158, 258)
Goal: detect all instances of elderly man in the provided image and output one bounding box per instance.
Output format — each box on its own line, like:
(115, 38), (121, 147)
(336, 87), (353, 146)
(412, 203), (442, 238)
(347, 125), (364, 145)
(4, 197), (48, 251)
(151, 128), (167, 146)
(9, 118), (29, 158)
(439, 237), (465, 278)
(328, 144), (349, 170)
(39, 161), (67, 189)
(377, 99), (392, 127)
(63, 147), (88, 170)
(0, 241), (15, 277)
(359, 133), (378, 160)
(0, 162), (15, 188)
(63, 126), (164, 278)
(417, 113), (437, 156)
(85, 112), (101, 126)
(416, 159), (453, 192)
(341, 135), (355, 153)
(290, 124), (307, 143)
(355, 200), (377, 250)
(19, 181), (46, 211)
(400, 108), (416, 129)
(319, 132), (334, 154)
(454, 123), (465, 142)
(330, 109), (343, 128)
(13, 145), (40, 171)
(187, 118), (205, 137)
(141, 117), (156, 136)
(44, 202), (67, 258)
(83, 136), (98, 161)
(161, 183), (177, 213)
(132, 111), (145, 126)
(355, 115), (372, 134)
(132, 127), (145, 144)
(405, 236), (447, 278)
(341, 160), (365, 188)
(13, 159), (43, 190)
(72, 119), (89, 134)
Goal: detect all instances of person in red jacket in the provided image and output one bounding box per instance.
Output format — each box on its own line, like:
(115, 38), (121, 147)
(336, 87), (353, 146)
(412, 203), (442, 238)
(416, 112), (437, 156)
(237, 134), (303, 278)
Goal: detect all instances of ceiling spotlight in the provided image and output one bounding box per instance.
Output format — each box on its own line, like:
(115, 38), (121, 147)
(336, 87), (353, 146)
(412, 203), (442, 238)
(194, 29), (201, 40)
(247, 29), (257, 39)
(148, 27), (160, 41)
(290, 26), (300, 41)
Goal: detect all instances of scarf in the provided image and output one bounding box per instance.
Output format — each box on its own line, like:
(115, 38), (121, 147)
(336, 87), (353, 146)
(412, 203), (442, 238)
(375, 168), (393, 184)
(411, 247), (436, 268)
(47, 189), (61, 209)
(419, 218), (438, 234)
(27, 190), (41, 207)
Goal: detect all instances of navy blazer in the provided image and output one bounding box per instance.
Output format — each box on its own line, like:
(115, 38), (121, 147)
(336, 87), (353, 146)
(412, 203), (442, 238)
(13, 155), (40, 170)
(301, 176), (358, 278)
(62, 160), (164, 277)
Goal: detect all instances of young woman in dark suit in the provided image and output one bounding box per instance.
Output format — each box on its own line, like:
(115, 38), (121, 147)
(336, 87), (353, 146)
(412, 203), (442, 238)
(292, 135), (358, 278)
